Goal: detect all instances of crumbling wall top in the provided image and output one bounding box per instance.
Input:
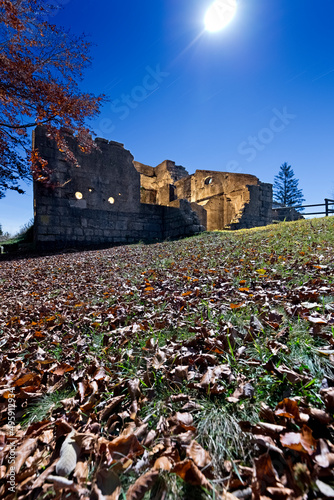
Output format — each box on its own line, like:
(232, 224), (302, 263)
(34, 126), (141, 213)
(133, 161), (156, 178)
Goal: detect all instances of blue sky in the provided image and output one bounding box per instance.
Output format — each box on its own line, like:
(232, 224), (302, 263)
(2, 0), (334, 234)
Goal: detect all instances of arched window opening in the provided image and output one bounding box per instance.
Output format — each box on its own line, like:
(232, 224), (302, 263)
(204, 176), (213, 186)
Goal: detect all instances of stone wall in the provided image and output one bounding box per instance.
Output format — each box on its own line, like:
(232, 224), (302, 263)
(229, 183), (273, 229)
(33, 126), (276, 250)
(176, 170), (261, 230)
(271, 205), (304, 222)
(136, 161), (274, 230)
(33, 128), (204, 250)
(34, 199), (203, 249)
(134, 160), (188, 206)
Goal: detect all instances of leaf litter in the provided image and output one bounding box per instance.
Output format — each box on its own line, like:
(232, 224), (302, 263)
(0, 217), (334, 498)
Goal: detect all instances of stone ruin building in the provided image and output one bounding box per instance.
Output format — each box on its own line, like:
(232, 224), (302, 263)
(134, 161), (272, 231)
(33, 127), (274, 250)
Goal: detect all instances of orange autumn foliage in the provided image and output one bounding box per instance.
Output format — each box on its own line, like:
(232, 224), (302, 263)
(0, 0), (105, 197)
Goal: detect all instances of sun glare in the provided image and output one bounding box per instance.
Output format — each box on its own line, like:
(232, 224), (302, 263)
(205, 0), (237, 32)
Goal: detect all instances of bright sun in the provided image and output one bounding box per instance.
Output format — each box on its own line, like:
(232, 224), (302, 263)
(205, 0), (237, 32)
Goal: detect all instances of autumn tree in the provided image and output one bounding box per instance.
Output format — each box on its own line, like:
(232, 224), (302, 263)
(0, 0), (104, 198)
(273, 163), (305, 209)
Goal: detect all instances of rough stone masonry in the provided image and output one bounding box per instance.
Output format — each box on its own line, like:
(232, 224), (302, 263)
(134, 161), (273, 231)
(33, 127), (274, 250)
(33, 127), (205, 250)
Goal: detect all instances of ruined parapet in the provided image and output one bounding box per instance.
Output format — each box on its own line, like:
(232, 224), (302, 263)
(168, 199), (207, 232)
(135, 162), (274, 231)
(181, 171), (259, 203)
(133, 161), (155, 178)
(33, 127), (203, 250)
(164, 199), (206, 239)
(190, 202), (207, 229)
(229, 183), (273, 229)
(34, 127), (141, 213)
(155, 160), (188, 184)
(174, 175), (192, 200)
(134, 159), (189, 206)
(175, 170), (263, 231)
(133, 161), (157, 203)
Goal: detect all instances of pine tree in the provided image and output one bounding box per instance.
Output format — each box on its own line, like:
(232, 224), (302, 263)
(273, 163), (305, 208)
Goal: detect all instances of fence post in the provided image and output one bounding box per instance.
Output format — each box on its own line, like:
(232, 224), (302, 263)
(325, 199), (329, 216)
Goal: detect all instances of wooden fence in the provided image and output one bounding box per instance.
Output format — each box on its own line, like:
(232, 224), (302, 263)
(274, 198), (334, 217)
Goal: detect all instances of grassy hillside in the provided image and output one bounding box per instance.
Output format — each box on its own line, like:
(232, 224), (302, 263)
(0, 225), (34, 254)
(0, 218), (334, 499)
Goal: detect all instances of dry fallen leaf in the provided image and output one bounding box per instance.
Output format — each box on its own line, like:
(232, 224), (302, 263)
(275, 398), (300, 420)
(56, 431), (80, 477)
(172, 459), (213, 491)
(280, 425), (317, 456)
(186, 440), (212, 469)
(13, 438), (38, 474)
(126, 469), (159, 500)
(153, 456), (172, 471)
(316, 479), (334, 498)
(107, 434), (144, 464)
(91, 466), (121, 500)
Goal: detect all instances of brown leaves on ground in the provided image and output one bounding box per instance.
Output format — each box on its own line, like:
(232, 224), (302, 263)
(126, 469), (159, 500)
(172, 459), (213, 491)
(56, 431), (81, 477)
(280, 424), (318, 455)
(0, 220), (334, 498)
(236, 397), (334, 499)
(186, 440), (212, 469)
(92, 466), (121, 500)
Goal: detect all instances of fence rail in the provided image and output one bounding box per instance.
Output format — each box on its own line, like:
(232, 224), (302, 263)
(274, 198), (334, 217)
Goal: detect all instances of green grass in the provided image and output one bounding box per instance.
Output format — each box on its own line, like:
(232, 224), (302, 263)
(2, 217), (334, 498)
(195, 401), (258, 469)
(0, 224), (34, 252)
(21, 388), (75, 428)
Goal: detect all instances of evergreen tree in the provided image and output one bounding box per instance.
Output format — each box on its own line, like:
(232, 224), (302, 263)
(273, 163), (305, 208)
